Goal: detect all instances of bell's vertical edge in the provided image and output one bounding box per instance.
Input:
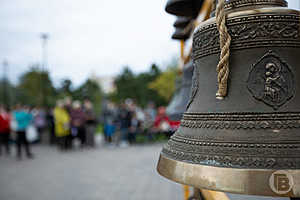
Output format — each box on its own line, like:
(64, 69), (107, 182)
(166, 62), (194, 121)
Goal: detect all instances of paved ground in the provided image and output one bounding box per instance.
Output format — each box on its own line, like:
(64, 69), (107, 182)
(0, 143), (292, 200)
(0, 143), (183, 200)
(226, 193), (289, 200)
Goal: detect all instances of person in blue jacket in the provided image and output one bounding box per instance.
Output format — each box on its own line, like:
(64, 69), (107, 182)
(13, 104), (34, 159)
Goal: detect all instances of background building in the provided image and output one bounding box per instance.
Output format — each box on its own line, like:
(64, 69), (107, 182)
(90, 74), (115, 94)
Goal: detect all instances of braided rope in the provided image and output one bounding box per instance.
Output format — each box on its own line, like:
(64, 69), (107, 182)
(215, 0), (231, 99)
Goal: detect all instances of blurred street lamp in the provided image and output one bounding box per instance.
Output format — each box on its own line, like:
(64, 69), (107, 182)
(2, 60), (9, 109)
(40, 33), (49, 71)
(40, 33), (49, 106)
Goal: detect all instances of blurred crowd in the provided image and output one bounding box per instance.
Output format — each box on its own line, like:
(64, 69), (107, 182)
(53, 98), (97, 150)
(102, 99), (175, 147)
(0, 98), (175, 160)
(0, 98), (97, 160)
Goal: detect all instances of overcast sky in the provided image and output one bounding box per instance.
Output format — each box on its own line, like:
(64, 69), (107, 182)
(0, 0), (299, 86)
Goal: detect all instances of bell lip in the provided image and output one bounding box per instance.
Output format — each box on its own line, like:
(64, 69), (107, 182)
(195, 7), (300, 34)
(157, 153), (300, 197)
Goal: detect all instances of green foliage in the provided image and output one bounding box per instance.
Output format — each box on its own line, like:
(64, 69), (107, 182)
(0, 79), (17, 109)
(17, 65), (56, 107)
(135, 134), (147, 143)
(58, 79), (73, 97)
(4, 65), (103, 111)
(95, 124), (104, 134)
(3, 58), (177, 110)
(109, 63), (167, 107)
(148, 67), (178, 102)
(72, 79), (103, 114)
(135, 132), (168, 144)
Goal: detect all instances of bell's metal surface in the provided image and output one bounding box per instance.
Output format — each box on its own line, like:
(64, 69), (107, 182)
(166, 76), (182, 120)
(166, 62), (194, 121)
(174, 16), (193, 28)
(171, 25), (193, 40)
(211, 0), (287, 16)
(158, 1), (300, 197)
(165, 0), (204, 17)
(222, 0), (287, 11)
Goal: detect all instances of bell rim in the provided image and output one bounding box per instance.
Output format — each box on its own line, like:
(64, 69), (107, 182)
(157, 153), (300, 197)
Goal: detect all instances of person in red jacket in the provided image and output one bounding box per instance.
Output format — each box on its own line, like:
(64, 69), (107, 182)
(154, 106), (171, 132)
(0, 106), (11, 156)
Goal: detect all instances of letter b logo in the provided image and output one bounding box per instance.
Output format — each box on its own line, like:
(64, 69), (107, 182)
(270, 171), (293, 195)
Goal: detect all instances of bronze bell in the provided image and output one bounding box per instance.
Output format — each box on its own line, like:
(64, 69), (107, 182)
(167, 62), (194, 121)
(211, 0), (288, 16)
(165, 0), (204, 17)
(158, 0), (300, 197)
(172, 24), (193, 41)
(174, 16), (193, 28)
(166, 76), (182, 120)
(172, 17), (194, 40)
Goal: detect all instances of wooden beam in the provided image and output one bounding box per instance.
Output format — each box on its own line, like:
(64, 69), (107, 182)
(201, 189), (230, 200)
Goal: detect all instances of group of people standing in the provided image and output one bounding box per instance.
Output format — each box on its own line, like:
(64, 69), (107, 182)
(0, 97), (175, 160)
(0, 105), (34, 159)
(0, 98), (97, 160)
(53, 99), (96, 150)
(102, 99), (173, 146)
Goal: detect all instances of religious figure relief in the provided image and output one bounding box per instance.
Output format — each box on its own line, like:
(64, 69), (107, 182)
(247, 51), (295, 109)
(264, 62), (287, 104)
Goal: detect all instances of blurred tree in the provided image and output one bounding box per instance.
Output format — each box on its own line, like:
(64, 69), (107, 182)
(17, 65), (56, 107)
(56, 78), (73, 100)
(148, 66), (178, 102)
(0, 79), (17, 109)
(73, 79), (103, 114)
(135, 64), (166, 106)
(110, 64), (167, 107)
(60, 79), (73, 95)
(110, 66), (135, 103)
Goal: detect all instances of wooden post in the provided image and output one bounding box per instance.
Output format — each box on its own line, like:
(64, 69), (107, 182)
(183, 185), (190, 200)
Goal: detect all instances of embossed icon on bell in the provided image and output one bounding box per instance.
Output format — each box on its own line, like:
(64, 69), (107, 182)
(247, 50), (295, 110)
(157, 0), (300, 197)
